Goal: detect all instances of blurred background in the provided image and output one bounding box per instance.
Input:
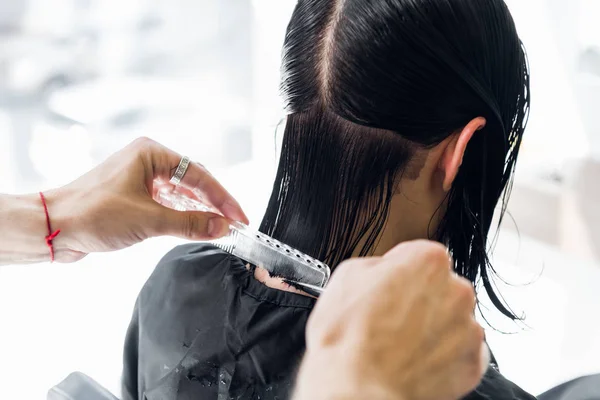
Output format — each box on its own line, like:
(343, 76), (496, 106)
(0, 0), (599, 398)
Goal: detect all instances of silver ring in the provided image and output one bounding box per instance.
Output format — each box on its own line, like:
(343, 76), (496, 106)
(170, 156), (191, 186)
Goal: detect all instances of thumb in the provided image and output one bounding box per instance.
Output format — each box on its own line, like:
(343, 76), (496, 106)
(154, 205), (231, 240)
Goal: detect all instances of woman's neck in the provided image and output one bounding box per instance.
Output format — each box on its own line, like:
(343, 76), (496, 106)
(371, 190), (445, 256)
(255, 170), (447, 296)
(352, 177), (445, 258)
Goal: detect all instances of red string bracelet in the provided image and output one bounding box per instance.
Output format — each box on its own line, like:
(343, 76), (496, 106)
(39, 192), (61, 262)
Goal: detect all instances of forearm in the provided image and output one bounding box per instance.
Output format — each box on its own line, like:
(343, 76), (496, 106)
(0, 193), (52, 265)
(293, 349), (402, 400)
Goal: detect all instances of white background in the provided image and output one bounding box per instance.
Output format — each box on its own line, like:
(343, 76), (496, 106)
(1, 0), (600, 398)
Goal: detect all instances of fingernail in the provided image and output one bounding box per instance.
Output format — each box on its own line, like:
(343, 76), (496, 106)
(208, 217), (230, 238)
(222, 201), (249, 224)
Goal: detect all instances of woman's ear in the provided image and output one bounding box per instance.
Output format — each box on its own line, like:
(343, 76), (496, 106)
(440, 117), (486, 192)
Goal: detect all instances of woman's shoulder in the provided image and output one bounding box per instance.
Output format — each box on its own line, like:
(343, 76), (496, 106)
(159, 242), (232, 270)
(463, 366), (537, 400)
(142, 243), (238, 293)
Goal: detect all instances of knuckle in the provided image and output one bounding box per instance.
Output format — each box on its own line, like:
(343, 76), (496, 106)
(130, 137), (157, 161)
(343, 257), (380, 270)
(335, 259), (360, 276)
(477, 321), (485, 337)
(183, 213), (198, 238)
(335, 259), (352, 272)
(419, 248), (452, 281)
(335, 257), (377, 280)
(470, 321), (485, 344)
(424, 242), (451, 265)
(132, 136), (154, 148)
(406, 241), (450, 273)
(454, 278), (477, 307)
(409, 239), (445, 252)
(151, 206), (169, 235)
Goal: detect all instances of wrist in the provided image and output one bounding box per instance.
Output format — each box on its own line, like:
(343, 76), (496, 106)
(0, 193), (51, 264)
(42, 187), (82, 262)
(294, 348), (403, 400)
(0, 189), (77, 265)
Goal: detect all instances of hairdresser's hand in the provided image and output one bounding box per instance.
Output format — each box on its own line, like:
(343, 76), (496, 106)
(294, 241), (488, 400)
(16, 137), (248, 263)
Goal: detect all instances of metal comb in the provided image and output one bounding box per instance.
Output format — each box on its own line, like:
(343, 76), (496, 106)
(158, 189), (330, 294)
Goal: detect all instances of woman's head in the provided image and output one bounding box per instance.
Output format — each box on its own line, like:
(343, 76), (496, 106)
(259, 0), (529, 318)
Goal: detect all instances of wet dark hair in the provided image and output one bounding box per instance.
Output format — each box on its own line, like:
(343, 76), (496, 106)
(259, 0), (530, 319)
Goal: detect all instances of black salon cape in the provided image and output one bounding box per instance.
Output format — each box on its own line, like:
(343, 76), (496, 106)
(122, 244), (536, 400)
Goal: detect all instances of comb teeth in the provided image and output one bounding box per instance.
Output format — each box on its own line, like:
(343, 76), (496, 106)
(210, 222), (330, 288)
(246, 226), (327, 272)
(212, 228), (238, 254)
(157, 189), (330, 290)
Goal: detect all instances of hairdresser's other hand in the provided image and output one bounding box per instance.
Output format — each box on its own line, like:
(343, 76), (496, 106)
(294, 240), (488, 400)
(43, 137), (248, 262)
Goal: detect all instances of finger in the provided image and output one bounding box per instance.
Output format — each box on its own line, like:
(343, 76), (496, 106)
(181, 162), (248, 224)
(152, 182), (199, 207)
(152, 183), (167, 204)
(137, 138), (249, 224)
(383, 240), (450, 265)
(173, 184), (201, 203)
(382, 240), (453, 286)
(153, 205), (231, 240)
(335, 256), (382, 272)
(455, 336), (488, 400)
(452, 276), (477, 311)
(449, 323), (486, 398)
(480, 341), (490, 375)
